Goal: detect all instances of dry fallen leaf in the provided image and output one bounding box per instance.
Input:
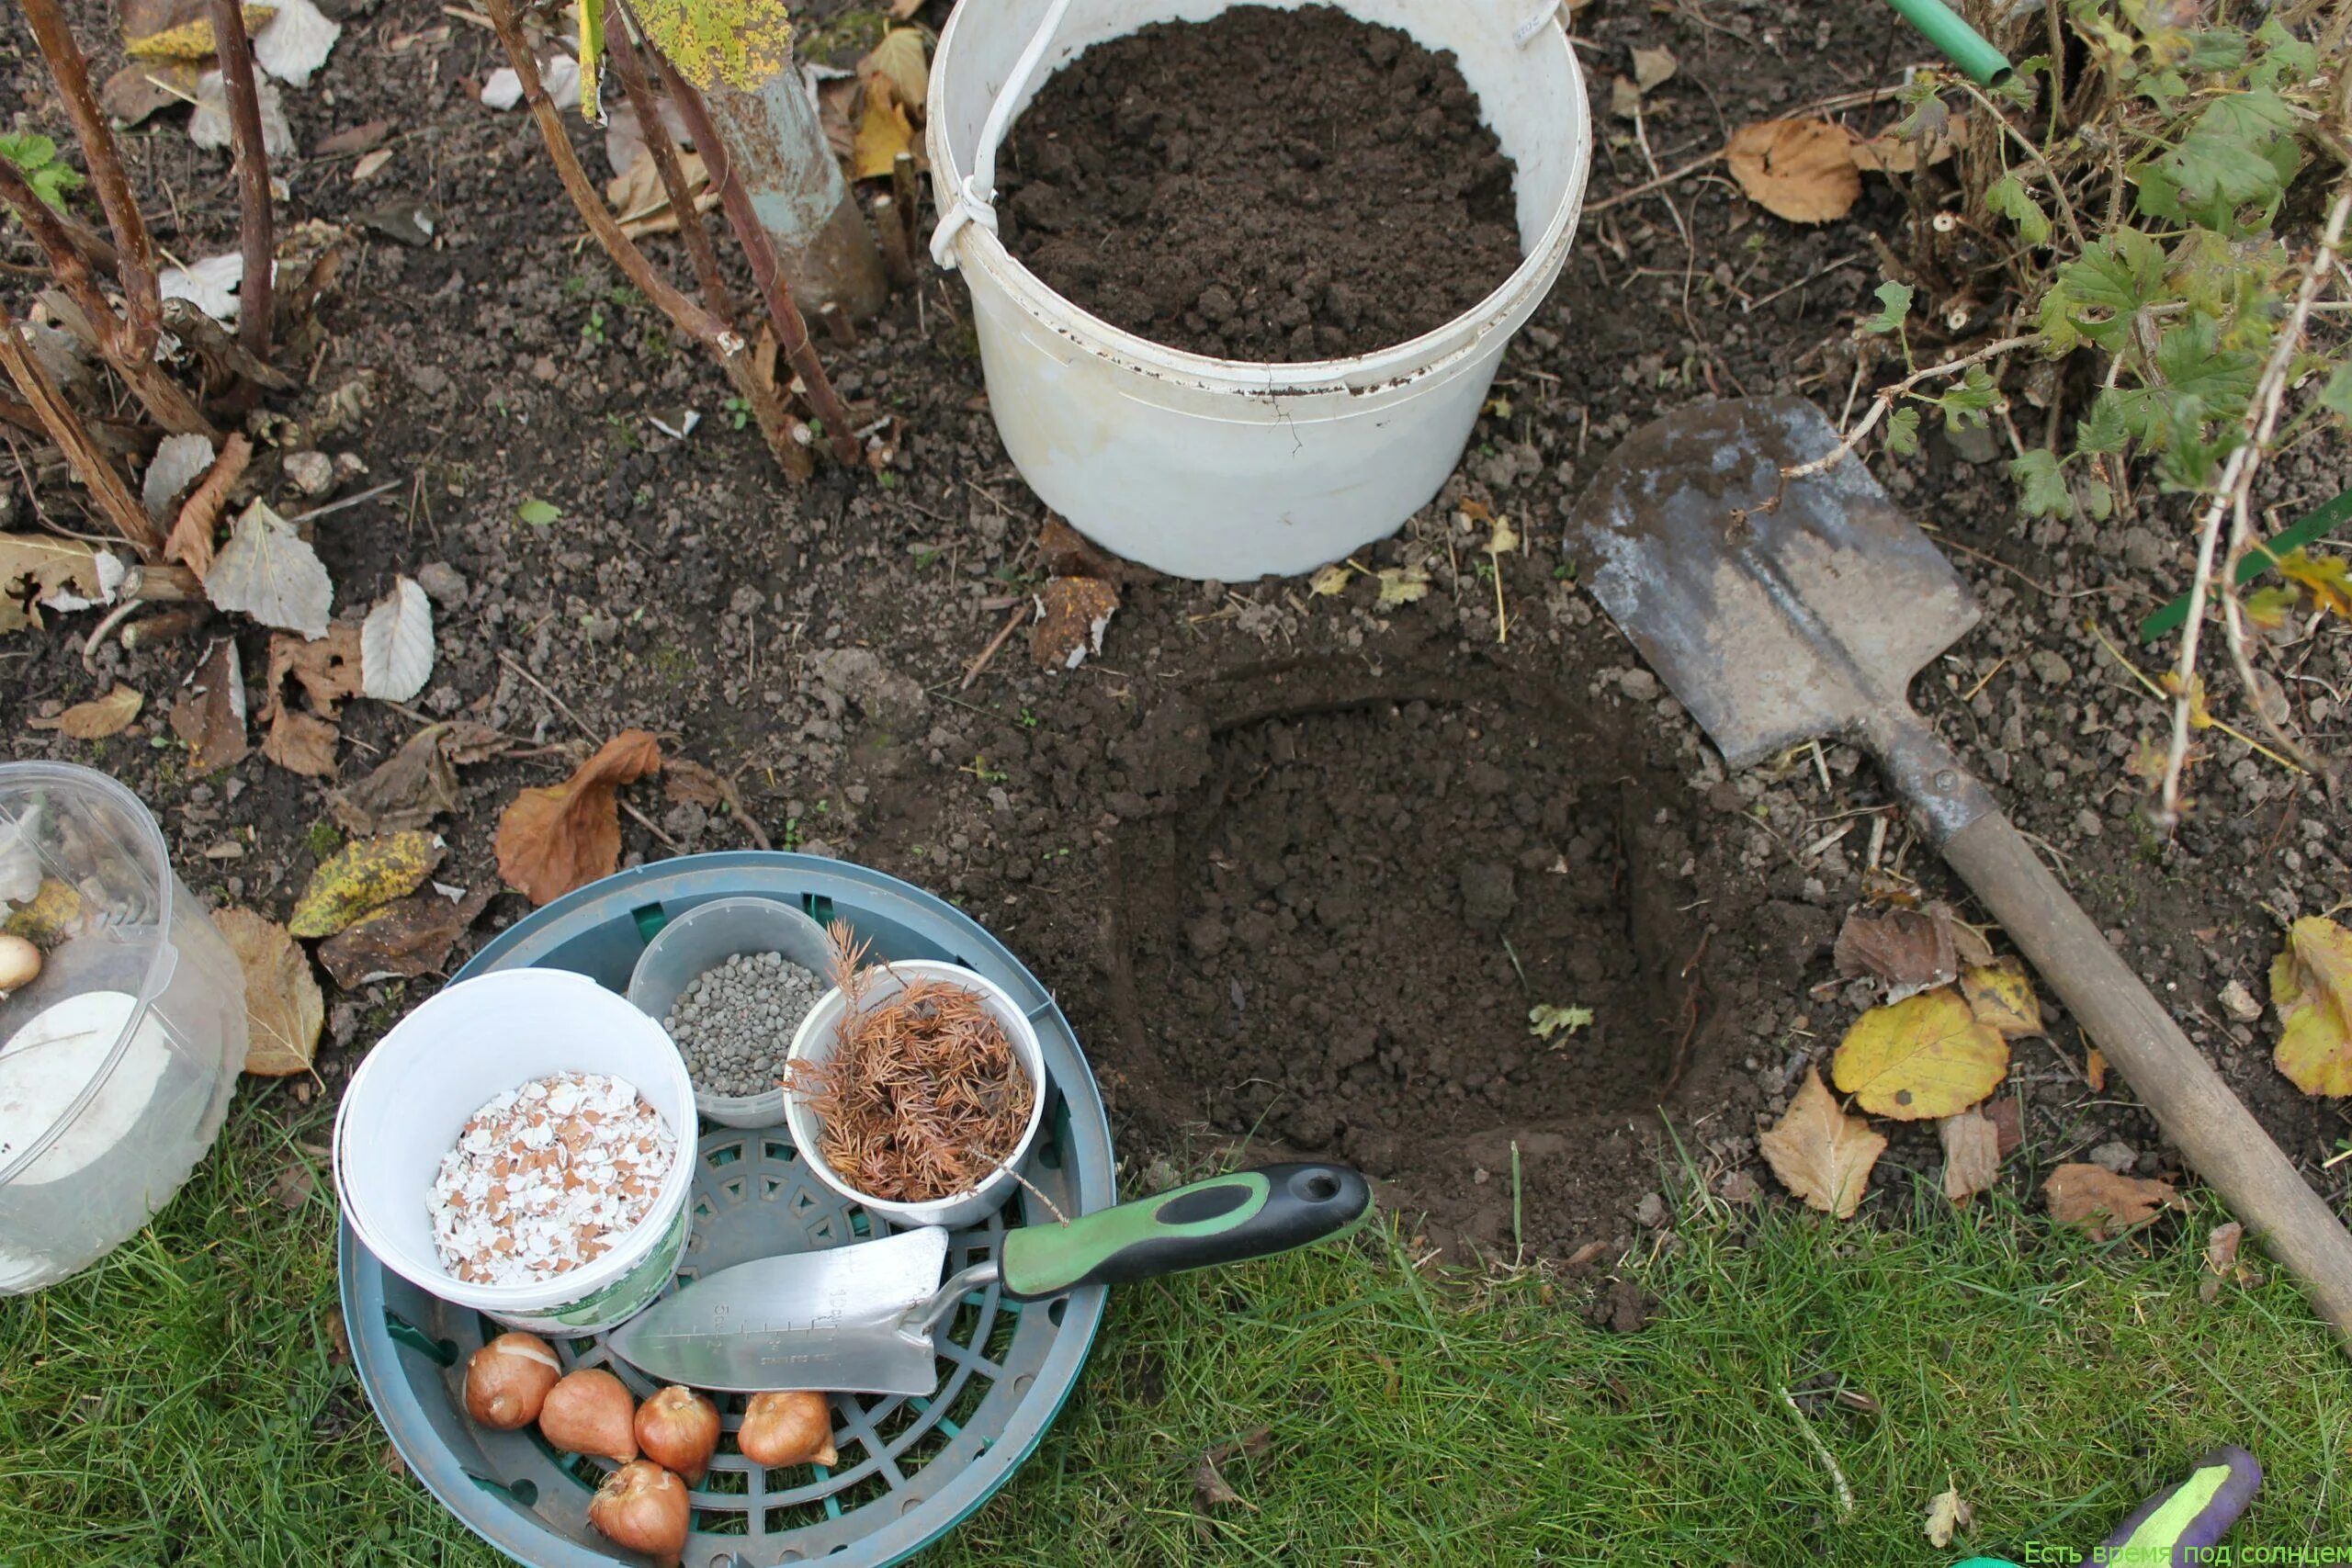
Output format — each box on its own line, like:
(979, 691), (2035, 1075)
(853, 77), (918, 181)
(2272, 915), (2352, 1096)
(1847, 116), (1964, 175)
(2207, 1220), (2246, 1278)
(123, 0), (278, 59)
(257, 623), (361, 779)
(0, 534), (114, 636)
(207, 499), (334, 638)
(495, 730), (663, 906)
(169, 639), (250, 772)
(142, 434), (216, 524)
(1032, 577), (1119, 672)
(99, 58), (205, 125)
(1758, 1067), (1886, 1219)
(1725, 118), (1860, 224)
(1308, 563), (1352, 597)
(166, 432), (251, 581)
(316, 886), (491, 988)
(2044, 1162), (2184, 1241)
(1960, 957), (2043, 1040)
(1834, 904), (1959, 1001)
(1833, 988), (2009, 1120)
(214, 907), (323, 1077)
(329, 725), (460, 836)
(30, 685), (143, 740)
(1375, 564), (1430, 608)
(2085, 1047), (2108, 1092)
(1938, 1110), (2001, 1205)
(359, 576), (435, 701)
(1924, 1483), (1973, 1549)
(859, 28), (929, 112)
(1630, 44), (1677, 92)
(288, 831), (443, 938)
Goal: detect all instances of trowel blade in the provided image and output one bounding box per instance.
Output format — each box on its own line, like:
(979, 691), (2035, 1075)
(605, 1226), (951, 1395)
(1564, 396), (1980, 768)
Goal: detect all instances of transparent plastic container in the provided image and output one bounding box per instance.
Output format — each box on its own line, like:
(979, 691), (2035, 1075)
(625, 895), (835, 1128)
(0, 763), (247, 1294)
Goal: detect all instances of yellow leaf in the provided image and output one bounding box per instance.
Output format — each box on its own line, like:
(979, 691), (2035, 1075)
(1758, 1067), (1886, 1218)
(1832, 988), (2009, 1120)
(1487, 516), (1520, 557)
(1959, 958), (2042, 1040)
(2278, 548), (2352, 619)
(2160, 670), (2215, 729)
(2, 878), (85, 946)
(859, 27), (929, 112)
(1375, 565), (1430, 609)
(853, 80), (917, 181)
(214, 907), (323, 1077)
(1924, 1483), (1973, 1548)
(1724, 118), (1860, 224)
(2272, 915), (2352, 1096)
(627, 0), (794, 92)
(1307, 563), (1352, 597)
(288, 831), (442, 938)
(124, 0), (278, 60)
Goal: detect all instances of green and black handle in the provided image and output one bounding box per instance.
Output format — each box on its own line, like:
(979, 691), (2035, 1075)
(993, 1164), (1372, 1301)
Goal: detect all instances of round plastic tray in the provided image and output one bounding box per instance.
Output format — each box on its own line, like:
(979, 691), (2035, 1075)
(340, 852), (1115, 1567)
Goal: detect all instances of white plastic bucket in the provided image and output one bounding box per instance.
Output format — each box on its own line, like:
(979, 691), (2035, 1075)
(784, 961), (1047, 1231)
(926, 0), (1591, 581)
(332, 970), (698, 1334)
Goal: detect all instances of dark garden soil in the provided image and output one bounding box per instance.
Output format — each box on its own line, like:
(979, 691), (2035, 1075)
(4, 0), (2349, 1279)
(997, 5), (1523, 360)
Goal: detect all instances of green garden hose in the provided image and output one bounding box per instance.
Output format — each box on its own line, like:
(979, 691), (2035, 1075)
(1878, 0), (2014, 85)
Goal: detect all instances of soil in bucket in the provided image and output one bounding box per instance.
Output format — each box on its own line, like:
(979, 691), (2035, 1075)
(997, 4), (1525, 361)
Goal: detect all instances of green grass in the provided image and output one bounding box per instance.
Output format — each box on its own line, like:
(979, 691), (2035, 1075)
(4, 1102), (2348, 1567)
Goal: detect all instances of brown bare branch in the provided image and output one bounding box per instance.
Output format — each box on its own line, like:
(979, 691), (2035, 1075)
(208, 0), (276, 363)
(0, 159), (214, 440)
(0, 308), (164, 559)
(20, 0), (163, 359)
(649, 47), (865, 468)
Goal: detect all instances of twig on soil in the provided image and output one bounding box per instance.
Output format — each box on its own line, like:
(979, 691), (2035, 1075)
(1777, 1386), (1855, 1518)
(497, 649), (594, 739)
(960, 601), (1031, 691)
(1584, 154), (1723, 215)
(207, 0), (276, 363)
(645, 34), (864, 468)
(0, 307), (162, 558)
(2157, 186), (2352, 823)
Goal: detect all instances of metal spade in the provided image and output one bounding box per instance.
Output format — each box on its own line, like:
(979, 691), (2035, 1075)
(608, 1164), (1372, 1394)
(1567, 396), (2352, 1354)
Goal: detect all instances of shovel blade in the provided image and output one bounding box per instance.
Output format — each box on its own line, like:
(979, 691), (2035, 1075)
(1565, 396), (1980, 768)
(605, 1227), (950, 1395)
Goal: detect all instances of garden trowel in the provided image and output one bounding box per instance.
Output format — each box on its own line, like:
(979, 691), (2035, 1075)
(1566, 396), (2352, 1355)
(608, 1163), (1370, 1394)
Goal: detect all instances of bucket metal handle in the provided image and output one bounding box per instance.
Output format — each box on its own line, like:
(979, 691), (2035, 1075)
(933, 0), (1571, 271)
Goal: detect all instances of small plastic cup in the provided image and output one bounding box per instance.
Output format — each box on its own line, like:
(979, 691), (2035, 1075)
(0, 763), (247, 1295)
(332, 969), (696, 1334)
(785, 960), (1046, 1231)
(626, 896), (832, 1129)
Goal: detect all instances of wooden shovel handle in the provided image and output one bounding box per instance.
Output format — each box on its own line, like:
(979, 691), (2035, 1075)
(1945, 809), (2352, 1351)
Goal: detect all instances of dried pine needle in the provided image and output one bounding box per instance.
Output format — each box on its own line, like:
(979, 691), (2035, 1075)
(786, 920), (1034, 1203)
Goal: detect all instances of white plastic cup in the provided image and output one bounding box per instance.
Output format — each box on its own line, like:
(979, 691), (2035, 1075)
(927, 0), (1593, 580)
(626, 897), (833, 1130)
(332, 970), (697, 1334)
(784, 961), (1046, 1231)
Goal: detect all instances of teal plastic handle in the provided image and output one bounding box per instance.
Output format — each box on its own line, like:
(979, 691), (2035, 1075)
(1879, 0), (2012, 85)
(997, 1164), (1371, 1299)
